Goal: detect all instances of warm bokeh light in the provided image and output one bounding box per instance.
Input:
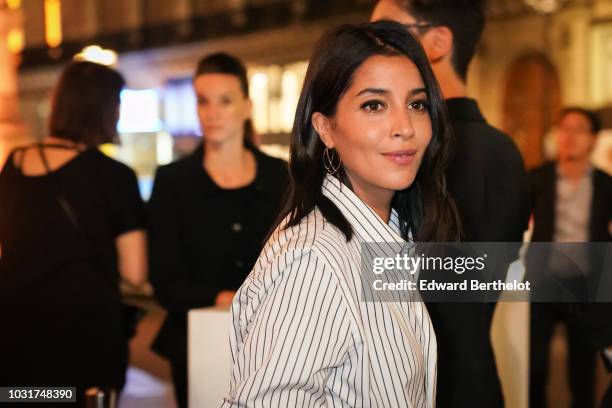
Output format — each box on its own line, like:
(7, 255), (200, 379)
(7, 0), (21, 9)
(5, 0), (24, 54)
(74, 45), (118, 66)
(249, 72), (269, 134)
(525, 0), (568, 14)
(281, 70), (298, 133)
(156, 132), (174, 165)
(247, 62), (308, 135)
(44, 0), (62, 48)
(7, 28), (24, 54)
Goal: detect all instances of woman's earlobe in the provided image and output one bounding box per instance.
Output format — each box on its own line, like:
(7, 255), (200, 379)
(311, 112), (334, 148)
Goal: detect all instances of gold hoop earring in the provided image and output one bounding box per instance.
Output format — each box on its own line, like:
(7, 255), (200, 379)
(323, 147), (341, 175)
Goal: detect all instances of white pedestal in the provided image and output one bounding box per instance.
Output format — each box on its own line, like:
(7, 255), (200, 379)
(188, 306), (231, 408)
(491, 259), (530, 408)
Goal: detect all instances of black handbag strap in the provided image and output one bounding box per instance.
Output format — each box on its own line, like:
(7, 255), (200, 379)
(35, 143), (52, 171)
(34, 145), (137, 339)
(36, 143), (81, 228)
(34, 144), (120, 290)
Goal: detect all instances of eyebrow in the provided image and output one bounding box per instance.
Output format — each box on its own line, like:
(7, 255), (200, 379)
(355, 87), (428, 97)
(195, 92), (234, 99)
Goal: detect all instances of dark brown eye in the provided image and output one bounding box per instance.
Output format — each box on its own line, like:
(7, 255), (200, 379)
(408, 100), (429, 113)
(361, 100), (386, 113)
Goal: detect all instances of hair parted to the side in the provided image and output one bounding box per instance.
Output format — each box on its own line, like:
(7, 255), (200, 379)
(391, 0), (486, 82)
(194, 52), (256, 146)
(49, 61), (125, 147)
(275, 20), (460, 243)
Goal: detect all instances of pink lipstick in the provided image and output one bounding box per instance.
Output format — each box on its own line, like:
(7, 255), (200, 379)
(381, 149), (417, 165)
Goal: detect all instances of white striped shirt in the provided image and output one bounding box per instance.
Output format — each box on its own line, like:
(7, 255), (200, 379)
(221, 175), (437, 407)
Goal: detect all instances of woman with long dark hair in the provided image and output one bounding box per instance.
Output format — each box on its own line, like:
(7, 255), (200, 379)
(0, 61), (147, 402)
(221, 21), (459, 407)
(148, 52), (288, 407)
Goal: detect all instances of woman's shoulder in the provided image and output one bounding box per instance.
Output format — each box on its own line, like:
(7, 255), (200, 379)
(249, 208), (353, 284)
(236, 208), (355, 320)
(1, 146), (136, 181)
(85, 149), (138, 179)
(0, 148), (20, 176)
(153, 150), (201, 182)
(257, 210), (323, 268)
(253, 149), (288, 175)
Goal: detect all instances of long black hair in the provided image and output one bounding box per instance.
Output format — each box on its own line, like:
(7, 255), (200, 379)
(277, 20), (460, 242)
(194, 52), (256, 146)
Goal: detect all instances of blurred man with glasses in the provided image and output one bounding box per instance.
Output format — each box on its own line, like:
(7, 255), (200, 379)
(372, 1), (531, 407)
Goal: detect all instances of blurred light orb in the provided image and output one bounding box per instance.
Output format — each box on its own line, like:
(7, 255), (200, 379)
(525, 0), (568, 14)
(251, 72), (268, 87)
(74, 45), (118, 66)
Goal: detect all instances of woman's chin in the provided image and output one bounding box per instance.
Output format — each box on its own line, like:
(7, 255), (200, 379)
(203, 133), (228, 145)
(384, 172), (418, 192)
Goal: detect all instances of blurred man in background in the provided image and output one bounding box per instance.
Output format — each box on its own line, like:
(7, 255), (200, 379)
(529, 107), (612, 407)
(372, 1), (530, 406)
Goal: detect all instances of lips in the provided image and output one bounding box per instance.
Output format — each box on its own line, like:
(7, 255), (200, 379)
(381, 149), (417, 165)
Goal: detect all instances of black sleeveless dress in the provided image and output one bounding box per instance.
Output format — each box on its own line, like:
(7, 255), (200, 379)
(0, 146), (146, 397)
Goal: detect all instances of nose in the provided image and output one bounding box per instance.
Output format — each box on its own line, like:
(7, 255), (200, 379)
(201, 103), (220, 121)
(556, 128), (573, 144)
(391, 108), (415, 139)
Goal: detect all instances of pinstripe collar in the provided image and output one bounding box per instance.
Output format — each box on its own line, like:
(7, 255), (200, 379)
(321, 175), (406, 244)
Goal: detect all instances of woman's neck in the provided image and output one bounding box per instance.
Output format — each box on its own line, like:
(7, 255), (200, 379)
(203, 137), (256, 188)
(370, 203), (391, 224)
(44, 135), (86, 149)
(348, 178), (393, 223)
(203, 136), (245, 168)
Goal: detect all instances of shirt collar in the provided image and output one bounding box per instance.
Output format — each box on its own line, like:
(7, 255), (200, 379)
(321, 174), (406, 245)
(322, 176), (416, 303)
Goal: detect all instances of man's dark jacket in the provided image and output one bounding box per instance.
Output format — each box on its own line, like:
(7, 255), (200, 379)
(529, 161), (612, 402)
(527, 162), (611, 300)
(529, 162), (611, 243)
(529, 162), (612, 348)
(426, 98), (531, 408)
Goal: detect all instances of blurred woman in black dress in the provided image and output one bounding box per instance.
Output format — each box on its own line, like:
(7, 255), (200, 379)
(148, 52), (288, 408)
(0, 61), (147, 404)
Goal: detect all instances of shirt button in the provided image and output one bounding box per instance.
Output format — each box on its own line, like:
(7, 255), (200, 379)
(231, 222), (242, 232)
(235, 260), (244, 268)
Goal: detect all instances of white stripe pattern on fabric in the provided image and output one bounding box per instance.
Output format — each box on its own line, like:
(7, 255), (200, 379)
(221, 175), (437, 407)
